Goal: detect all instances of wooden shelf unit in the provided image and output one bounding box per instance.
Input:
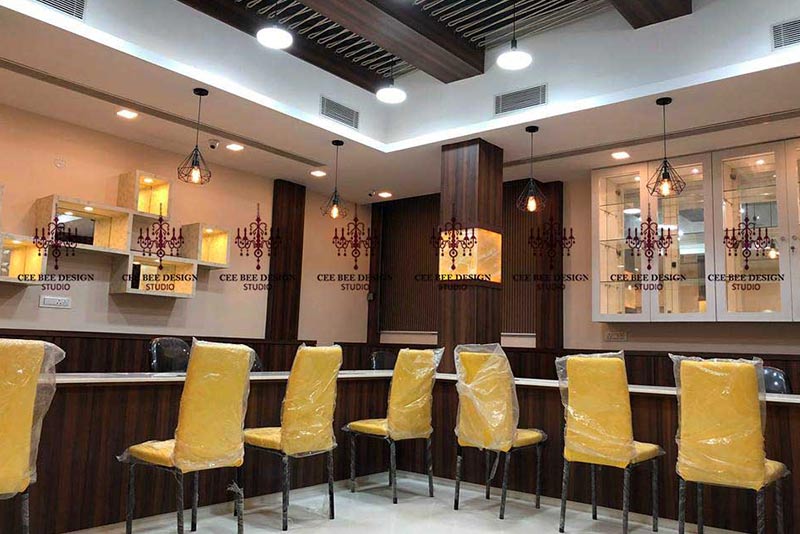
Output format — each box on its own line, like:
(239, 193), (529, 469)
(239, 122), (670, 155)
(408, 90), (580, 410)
(182, 223), (231, 269)
(118, 171), (172, 218)
(110, 254), (197, 299)
(0, 233), (45, 284)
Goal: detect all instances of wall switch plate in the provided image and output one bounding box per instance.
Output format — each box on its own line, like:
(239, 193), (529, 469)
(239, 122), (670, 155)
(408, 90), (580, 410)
(39, 295), (72, 309)
(605, 330), (628, 342)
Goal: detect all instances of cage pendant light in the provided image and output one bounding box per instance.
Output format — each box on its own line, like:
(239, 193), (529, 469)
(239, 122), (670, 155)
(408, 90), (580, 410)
(178, 88), (212, 185)
(516, 126), (546, 213)
(321, 140), (348, 220)
(647, 97), (685, 197)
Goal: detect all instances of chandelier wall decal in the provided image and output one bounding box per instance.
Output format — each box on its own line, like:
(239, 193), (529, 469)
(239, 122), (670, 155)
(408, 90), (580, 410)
(647, 97), (686, 197)
(321, 140), (348, 220)
(626, 207), (672, 271)
(33, 216), (77, 270)
(235, 203), (279, 270)
(722, 211), (772, 271)
(137, 205), (184, 269)
(516, 125), (547, 213)
(177, 88), (212, 185)
(528, 216), (576, 270)
(430, 211), (477, 271)
(332, 204), (376, 270)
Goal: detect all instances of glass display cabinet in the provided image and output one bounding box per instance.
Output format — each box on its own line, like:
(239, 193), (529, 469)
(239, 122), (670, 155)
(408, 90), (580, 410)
(783, 139), (800, 320)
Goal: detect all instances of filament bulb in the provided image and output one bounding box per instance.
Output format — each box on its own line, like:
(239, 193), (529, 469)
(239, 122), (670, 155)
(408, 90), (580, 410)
(331, 203), (340, 219)
(190, 166), (201, 183)
(526, 195), (538, 212)
(659, 179), (671, 196)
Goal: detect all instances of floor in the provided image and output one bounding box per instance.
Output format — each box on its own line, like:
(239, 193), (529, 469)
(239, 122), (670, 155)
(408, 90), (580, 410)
(73, 472), (738, 533)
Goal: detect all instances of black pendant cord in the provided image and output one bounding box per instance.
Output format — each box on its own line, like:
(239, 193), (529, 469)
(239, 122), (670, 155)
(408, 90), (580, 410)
(334, 144), (340, 192)
(512, 2), (517, 41)
(662, 103), (667, 160)
(529, 129), (534, 181)
(194, 95), (202, 149)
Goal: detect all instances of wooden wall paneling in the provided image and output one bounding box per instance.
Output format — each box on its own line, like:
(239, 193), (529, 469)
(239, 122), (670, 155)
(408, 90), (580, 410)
(367, 203), (383, 345)
(532, 181), (564, 349)
(502, 179), (537, 334)
(265, 179), (306, 341)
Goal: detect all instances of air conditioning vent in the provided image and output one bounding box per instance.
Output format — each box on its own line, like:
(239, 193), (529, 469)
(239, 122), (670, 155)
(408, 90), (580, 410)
(320, 96), (360, 129)
(495, 84), (547, 115)
(35, 0), (85, 18)
(773, 18), (800, 49)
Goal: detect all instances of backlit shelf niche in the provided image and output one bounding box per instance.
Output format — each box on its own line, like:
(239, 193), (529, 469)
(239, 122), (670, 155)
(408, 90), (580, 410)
(181, 223), (230, 269)
(118, 170), (172, 218)
(110, 254), (197, 299)
(0, 233), (45, 285)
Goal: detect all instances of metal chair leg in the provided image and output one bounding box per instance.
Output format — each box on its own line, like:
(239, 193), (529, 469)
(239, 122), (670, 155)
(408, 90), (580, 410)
(281, 454), (291, 531)
(678, 477), (686, 534)
(349, 432), (356, 493)
(454, 445), (462, 511)
(191, 472), (198, 532)
(485, 450), (493, 499)
(590, 464), (597, 520)
(176, 471), (185, 534)
(389, 439), (397, 504)
(499, 451), (511, 520)
(234, 481), (244, 534)
(20, 488), (30, 534)
(559, 460), (570, 533)
(327, 449), (335, 519)
(622, 466), (632, 534)
(426, 437), (434, 497)
(535, 444), (542, 509)
(776, 477), (784, 534)
(756, 488), (766, 534)
(651, 458), (659, 532)
(697, 482), (704, 534)
(234, 465), (244, 517)
(126, 464), (135, 534)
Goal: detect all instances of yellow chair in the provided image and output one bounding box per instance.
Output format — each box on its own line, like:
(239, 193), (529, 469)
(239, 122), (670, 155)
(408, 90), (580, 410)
(119, 340), (254, 534)
(0, 339), (64, 534)
(453, 344), (547, 519)
(343, 347), (443, 503)
(242, 344), (342, 531)
(556, 352), (663, 534)
(672, 356), (790, 534)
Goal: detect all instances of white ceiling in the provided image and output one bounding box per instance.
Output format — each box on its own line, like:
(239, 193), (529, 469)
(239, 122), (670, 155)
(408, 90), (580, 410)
(0, 1), (800, 205)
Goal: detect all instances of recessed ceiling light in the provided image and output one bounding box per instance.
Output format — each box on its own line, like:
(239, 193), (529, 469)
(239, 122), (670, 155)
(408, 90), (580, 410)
(256, 26), (293, 50)
(377, 191), (393, 199)
(634, 175), (641, 182)
(11, 240), (22, 245)
(310, 170), (327, 178)
(205, 228), (214, 234)
(756, 159), (765, 165)
(116, 109), (138, 120)
(623, 208), (641, 215)
(63, 211), (74, 216)
(142, 177), (154, 184)
(691, 168), (700, 174)
(611, 151), (630, 160)
(226, 143), (245, 152)
(84, 206), (94, 212)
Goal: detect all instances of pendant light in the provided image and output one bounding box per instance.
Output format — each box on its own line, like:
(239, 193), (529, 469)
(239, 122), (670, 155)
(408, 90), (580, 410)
(496, 2), (532, 71)
(178, 88), (212, 185)
(321, 140), (348, 220)
(516, 125), (546, 213)
(376, 60), (407, 104)
(646, 97), (685, 197)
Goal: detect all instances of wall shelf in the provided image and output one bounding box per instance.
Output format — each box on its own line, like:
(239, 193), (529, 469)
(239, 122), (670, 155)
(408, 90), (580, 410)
(0, 233), (45, 284)
(118, 170), (172, 219)
(181, 223), (230, 269)
(110, 254), (197, 299)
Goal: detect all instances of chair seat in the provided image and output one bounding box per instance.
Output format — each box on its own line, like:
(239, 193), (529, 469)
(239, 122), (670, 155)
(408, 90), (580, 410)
(128, 439), (176, 468)
(765, 459), (789, 486)
(514, 428), (547, 448)
(633, 441), (662, 464)
(244, 427), (281, 450)
(346, 418), (388, 437)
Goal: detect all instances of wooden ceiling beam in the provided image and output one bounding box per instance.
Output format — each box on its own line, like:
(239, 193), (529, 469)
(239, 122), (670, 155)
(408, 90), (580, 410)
(299, 0), (485, 83)
(608, 0), (692, 29)
(178, 0), (384, 94)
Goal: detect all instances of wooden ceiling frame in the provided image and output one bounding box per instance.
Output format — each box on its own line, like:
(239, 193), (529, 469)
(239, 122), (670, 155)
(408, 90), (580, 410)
(608, 0), (693, 29)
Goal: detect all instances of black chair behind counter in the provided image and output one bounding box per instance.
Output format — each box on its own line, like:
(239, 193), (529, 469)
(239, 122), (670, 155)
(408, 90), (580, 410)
(763, 366), (791, 394)
(150, 337), (263, 372)
(370, 350), (398, 370)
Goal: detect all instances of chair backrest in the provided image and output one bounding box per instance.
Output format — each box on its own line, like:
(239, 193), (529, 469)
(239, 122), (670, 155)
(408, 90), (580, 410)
(173, 340), (254, 472)
(557, 353), (635, 468)
(281, 345), (342, 456)
(673, 356), (767, 490)
(386, 348), (442, 440)
(150, 337), (191, 372)
(454, 344), (517, 452)
(763, 366), (790, 394)
(371, 350), (397, 370)
(0, 339), (64, 496)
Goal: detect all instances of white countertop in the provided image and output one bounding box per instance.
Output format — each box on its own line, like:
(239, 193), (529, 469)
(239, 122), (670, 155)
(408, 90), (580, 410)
(55, 370), (800, 404)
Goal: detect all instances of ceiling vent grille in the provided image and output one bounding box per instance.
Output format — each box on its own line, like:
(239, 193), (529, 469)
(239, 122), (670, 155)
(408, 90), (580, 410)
(773, 19), (800, 49)
(495, 84), (548, 115)
(35, 0), (85, 18)
(320, 96), (360, 129)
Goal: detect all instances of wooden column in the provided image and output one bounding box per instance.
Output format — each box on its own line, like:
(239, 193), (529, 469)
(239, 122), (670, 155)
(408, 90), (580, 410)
(367, 203), (383, 346)
(265, 179), (305, 340)
(438, 139), (503, 372)
(532, 181), (564, 349)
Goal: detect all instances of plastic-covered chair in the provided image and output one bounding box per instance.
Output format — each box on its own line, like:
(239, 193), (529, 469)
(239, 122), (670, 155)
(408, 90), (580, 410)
(0, 339), (64, 534)
(119, 340), (255, 534)
(556, 351), (663, 534)
(343, 348), (443, 503)
(671, 355), (790, 534)
(150, 337), (191, 372)
(370, 350), (397, 370)
(763, 366), (791, 394)
(453, 344), (547, 519)
(242, 344), (342, 531)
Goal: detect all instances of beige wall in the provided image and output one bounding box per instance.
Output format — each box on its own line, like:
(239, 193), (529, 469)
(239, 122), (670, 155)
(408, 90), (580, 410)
(0, 104), (274, 337)
(298, 190), (370, 345)
(564, 177), (800, 355)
